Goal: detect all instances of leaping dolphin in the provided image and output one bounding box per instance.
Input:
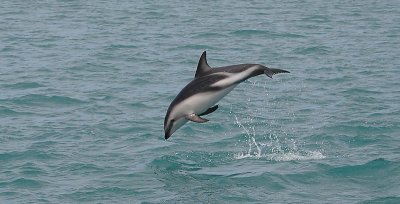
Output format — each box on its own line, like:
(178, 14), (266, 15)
(164, 51), (289, 140)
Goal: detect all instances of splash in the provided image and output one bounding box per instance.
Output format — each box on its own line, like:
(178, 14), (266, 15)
(233, 115), (325, 161)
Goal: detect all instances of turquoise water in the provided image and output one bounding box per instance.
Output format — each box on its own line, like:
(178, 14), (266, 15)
(1, 1), (400, 203)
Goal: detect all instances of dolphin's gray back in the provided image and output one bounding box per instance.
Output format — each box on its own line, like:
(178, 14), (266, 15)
(210, 64), (261, 74)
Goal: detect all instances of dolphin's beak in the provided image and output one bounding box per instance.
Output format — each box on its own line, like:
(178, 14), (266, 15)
(164, 132), (171, 140)
(164, 122), (173, 140)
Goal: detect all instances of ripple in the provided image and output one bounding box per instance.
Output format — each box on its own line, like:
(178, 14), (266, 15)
(6, 94), (86, 106)
(61, 186), (139, 203)
(0, 106), (18, 116)
(3, 82), (43, 89)
(173, 44), (216, 50)
(128, 102), (149, 108)
(57, 163), (103, 173)
(20, 165), (47, 176)
(301, 14), (331, 23)
(150, 155), (202, 172)
(293, 46), (330, 55)
(195, 32), (229, 38)
(230, 29), (272, 36)
(104, 44), (138, 51)
(341, 88), (384, 95)
(0, 150), (58, 163)
(325, 122), (396, 135)
(230, 29), (305, 39)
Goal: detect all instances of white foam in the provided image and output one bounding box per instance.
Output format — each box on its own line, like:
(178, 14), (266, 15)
(234, 150), (325, 161)
(267, 151), (325, 161)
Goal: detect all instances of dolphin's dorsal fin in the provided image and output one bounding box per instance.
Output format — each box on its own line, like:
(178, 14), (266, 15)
(195, 51), (211, 78)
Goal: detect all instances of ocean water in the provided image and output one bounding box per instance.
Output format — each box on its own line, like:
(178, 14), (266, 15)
(1, 0), (400, 203)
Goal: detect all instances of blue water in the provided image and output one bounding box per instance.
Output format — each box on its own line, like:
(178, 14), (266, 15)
(1, 1), (400, 203)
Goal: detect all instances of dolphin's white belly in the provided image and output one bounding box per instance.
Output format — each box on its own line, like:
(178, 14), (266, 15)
(179, 84), (237, 116)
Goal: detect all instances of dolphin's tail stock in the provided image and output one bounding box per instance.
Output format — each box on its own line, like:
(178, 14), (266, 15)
(264, 67), (290, 78)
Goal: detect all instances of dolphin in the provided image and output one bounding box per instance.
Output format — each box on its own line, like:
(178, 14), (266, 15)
(164, 51), (289, 140)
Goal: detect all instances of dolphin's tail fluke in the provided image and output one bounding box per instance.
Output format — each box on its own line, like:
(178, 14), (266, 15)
(264, 68), (290, 78)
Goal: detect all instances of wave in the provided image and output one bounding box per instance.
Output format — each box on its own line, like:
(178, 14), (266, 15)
(0, 150), (58, 162)
(327, 158), (394, 176)
(0, 106), (20, 116)
(0, 178), (45, 188)
(359, 196), (400, 203)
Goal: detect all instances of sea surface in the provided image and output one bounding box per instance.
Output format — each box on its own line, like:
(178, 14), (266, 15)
(1, 1), (400, 203)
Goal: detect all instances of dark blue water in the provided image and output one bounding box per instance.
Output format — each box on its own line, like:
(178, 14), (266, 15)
(1, 1), (400, 203)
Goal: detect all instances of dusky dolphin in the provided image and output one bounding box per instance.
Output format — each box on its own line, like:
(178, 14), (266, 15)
(164, 51), (289, 140)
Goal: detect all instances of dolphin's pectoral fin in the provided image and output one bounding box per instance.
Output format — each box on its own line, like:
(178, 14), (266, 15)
(186, 113), (209, 123)
(199, 105), (219, 116)
(264, 68), (290, 78)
